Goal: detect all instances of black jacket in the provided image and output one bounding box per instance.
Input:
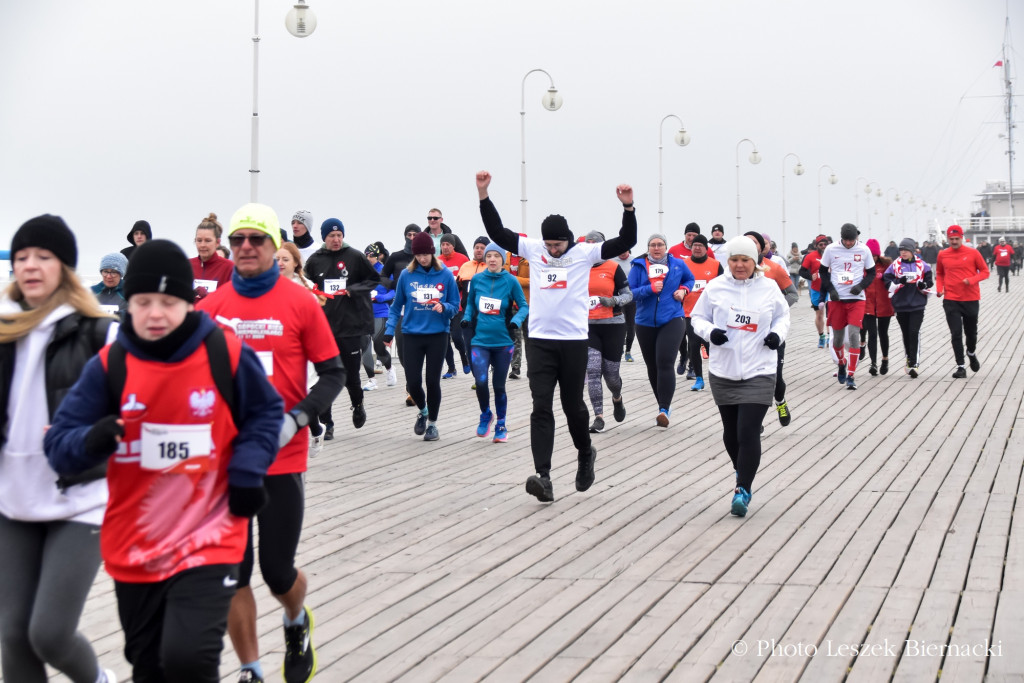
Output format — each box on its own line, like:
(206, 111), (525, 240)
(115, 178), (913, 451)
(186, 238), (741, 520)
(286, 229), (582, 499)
(1, 313), (114, 451)
(382, 244), (414, 290)
(304, 245), (381, 337)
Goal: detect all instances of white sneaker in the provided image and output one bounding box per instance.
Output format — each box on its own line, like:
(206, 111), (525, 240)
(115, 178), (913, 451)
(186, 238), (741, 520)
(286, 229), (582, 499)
(386, 368), (397, 387)
(103, 669), (118, 683)
(311, 434), (323, 456)
(363, 378), (377, 391)
(374, 360), (384, 375)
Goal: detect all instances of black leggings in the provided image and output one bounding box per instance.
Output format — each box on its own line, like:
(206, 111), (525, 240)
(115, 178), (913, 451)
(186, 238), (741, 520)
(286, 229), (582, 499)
(774, 341), (786, 403)
(860, 314), (891, 365)
(942, 299), (979, 366)
(525, 337), (591, 476)
(635, 318), (685, 411)
(998, 265), (1010, 290)
(403, 332), (448, 421)
(239, 473), (304, 595)
(895, 310), (924, 366)
(717, 403), (771, 492)
(319, 334), (364, 428)
(623, 300), (636, 353)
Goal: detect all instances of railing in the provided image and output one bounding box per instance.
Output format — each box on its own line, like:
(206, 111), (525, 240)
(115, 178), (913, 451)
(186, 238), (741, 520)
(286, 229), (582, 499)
(963, 215), (1024, 236)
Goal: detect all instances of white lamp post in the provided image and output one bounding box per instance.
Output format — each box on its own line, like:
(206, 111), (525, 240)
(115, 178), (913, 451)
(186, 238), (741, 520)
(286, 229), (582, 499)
(817, 165), (838, 232)
(780, 153), (805, 250)
(250, 0), (317, 203)
(885, 187), (900, 244)
(854, 176), (871, 226)
(658, 114), (690, 231)
(735, 138), (761, 231)
(520, 69), (562, 233)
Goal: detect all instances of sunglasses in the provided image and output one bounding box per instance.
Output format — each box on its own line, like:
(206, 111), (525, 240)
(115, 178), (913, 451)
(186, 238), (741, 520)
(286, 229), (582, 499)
(228, 233), (270, 248)
(427, 216), (442, 221)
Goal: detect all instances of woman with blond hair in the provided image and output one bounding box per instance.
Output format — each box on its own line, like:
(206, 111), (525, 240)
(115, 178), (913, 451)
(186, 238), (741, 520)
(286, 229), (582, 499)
(0, 215), (118, 682)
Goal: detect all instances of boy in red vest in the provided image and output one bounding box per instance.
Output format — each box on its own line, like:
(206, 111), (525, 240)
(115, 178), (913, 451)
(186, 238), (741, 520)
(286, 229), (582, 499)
(45, 240), (283, 683)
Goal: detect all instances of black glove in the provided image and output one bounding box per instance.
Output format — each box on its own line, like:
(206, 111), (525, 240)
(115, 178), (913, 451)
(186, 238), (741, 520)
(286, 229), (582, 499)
(917, 280), (927, 290)
(229, 485), (268, 518)
(827, 285), (841, 301)
(382, 334), (394, 344)
(763, 332), (781, 350)
(849, 285), (863, 296)
(508, 321), (519, 331)
(899, 275), (909, 284)
(598, 296), (615, 307)
(710, 328), (729, 346)
(460, 318), (470, 329)
(84, 415), (124, 459)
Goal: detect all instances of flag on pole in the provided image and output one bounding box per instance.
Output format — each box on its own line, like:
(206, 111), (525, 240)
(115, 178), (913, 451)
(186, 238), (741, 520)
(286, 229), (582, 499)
(994, 60), (1003, 67)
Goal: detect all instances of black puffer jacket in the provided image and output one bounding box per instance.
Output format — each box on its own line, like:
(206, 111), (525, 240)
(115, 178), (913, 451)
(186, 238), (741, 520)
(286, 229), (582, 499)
(304, 246), (381, 338)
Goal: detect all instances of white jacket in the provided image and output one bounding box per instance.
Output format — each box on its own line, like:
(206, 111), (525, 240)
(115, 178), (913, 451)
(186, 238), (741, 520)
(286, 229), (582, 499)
(690, 274), (790, 381)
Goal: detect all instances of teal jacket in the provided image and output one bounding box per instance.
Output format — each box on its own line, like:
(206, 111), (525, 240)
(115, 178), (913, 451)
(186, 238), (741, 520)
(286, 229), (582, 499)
(463, 269), (528, 348)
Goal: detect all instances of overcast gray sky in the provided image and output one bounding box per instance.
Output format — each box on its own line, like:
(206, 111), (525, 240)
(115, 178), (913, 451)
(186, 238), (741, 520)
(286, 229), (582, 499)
(1, 0), (1020, 271)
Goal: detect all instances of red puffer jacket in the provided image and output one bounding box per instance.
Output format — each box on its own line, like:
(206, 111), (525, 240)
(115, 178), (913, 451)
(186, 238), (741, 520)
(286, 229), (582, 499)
(864, 258), (894, 317)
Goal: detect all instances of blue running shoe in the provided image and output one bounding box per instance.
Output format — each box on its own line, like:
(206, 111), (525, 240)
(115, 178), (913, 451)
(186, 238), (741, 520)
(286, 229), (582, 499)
(493, 422), (508, 443)
(463, 364), (471, 375)
(476, 410), (494, 438)
(423, 424), (439, 441)
(837, 360), (847, 384)
(731, 487), (752, 517)
(691, 377), (705, 391)
(846, 375), (857, 390)
(442, 371), (456, 380)
(624, 352), (634, 363)
(817, 334), (826, 349)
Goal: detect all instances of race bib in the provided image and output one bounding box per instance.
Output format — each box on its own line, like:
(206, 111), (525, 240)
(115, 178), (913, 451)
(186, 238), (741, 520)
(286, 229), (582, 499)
(412, 286), (441, 304)
(324, 278), (347, 295)
(540, 268), (567, 289)
(693, 279), (707, 292)
(588, 296), (601, 310)
(100, 304), (121, 315)
(140, 423), (212, 473)
(256, 350), (274, 377)
(726, 306), (759, 332)
(838, 272), (854, 284)
(479, 296), (502, 315)
(648, 264), (669, 280)
(193, 279), (218, 293)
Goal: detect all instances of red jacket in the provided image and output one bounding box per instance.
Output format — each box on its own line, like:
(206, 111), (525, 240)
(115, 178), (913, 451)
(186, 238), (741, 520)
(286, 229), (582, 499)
(190, 253), (235, 299)
(864, 259), (894, 317)
(936, 246), (989, 301)
(994, 244), (1014, 267)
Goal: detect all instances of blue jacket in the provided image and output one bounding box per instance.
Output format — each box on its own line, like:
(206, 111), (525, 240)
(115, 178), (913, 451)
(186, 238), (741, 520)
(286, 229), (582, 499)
(882, 258), (933, 313)
(385, 263), (460, 336)
(464, 268), (529, 348)
(627, 254), (695, 327)
(370, 261), (395, 318)
(44, 312), (283, 488)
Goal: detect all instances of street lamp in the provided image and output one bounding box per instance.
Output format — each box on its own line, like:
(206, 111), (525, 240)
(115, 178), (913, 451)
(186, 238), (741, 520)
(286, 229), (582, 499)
(885, 188), (900, 243)
(735, 138), (762, 231)
(250, 0), (317, 202)
(818, 165), (838, 231)
(658, 114), (690, 230)
(780, 153), (805, 250)
(855, 176), (871, 226)
(864, 181), (881, 233)
(520, 69), (562, 233)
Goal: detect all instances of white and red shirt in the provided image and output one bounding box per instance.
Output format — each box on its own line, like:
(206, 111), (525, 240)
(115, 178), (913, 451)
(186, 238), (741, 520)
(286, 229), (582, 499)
(198, 277), (339, 474)
(517, 237), (605, 340)
(821, 242), (875, 300)
(994, 244), (1014, 267)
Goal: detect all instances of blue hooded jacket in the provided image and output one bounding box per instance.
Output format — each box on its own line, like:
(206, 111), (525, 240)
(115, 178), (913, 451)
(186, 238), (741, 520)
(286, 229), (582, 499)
(627, 254), (695, 326)
(463, 268), (529, 347)
(385, 262), (460, 336)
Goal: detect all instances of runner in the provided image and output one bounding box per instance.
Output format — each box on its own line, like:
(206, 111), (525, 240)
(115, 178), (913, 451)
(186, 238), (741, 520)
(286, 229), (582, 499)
(461, 242), (529, 442)
(360, 244), (397, 390)
(861, 238), (894, 376)
(191, 213), (234, 300)
(46, 239), (284, 683)
(819, 223), (875, 390)
(690, 236), (790, 518)
(1, 215), (118, 683)
(583, 231), (632, 433)
(92, 252), (129, 315)
(798, 235), (830, 348)
(477, 170), (636, 502)
(935, 225), (989, 378)
(438, 235), (470, 377)
(504, 242), (531, 379)
(883, 238), (933, 377)
(628, 233), (693, 427)
(994, 237), (1014, 292)
(197, 204), (345, 683)
(681, 234), (724, 392)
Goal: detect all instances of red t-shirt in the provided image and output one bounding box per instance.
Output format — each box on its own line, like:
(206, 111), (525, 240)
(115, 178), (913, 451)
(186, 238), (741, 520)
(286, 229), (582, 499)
(994, 244), (1014, 267)
(668, 242), (693, 259)
(198, 277), (339, 474)
(801, 251), (823, 291)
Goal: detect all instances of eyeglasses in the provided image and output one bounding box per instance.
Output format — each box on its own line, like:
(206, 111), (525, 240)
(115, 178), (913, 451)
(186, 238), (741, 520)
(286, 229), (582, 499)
(100, 269), (121, 276)
(427, 216), (442, 221)
(228, 233), (269, 248)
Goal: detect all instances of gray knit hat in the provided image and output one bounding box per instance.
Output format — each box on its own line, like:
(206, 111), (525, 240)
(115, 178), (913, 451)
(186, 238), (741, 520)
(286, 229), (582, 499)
(292, 210), (313, 234)
(99, 252), (128, 276)
(898, 238), (917, 252)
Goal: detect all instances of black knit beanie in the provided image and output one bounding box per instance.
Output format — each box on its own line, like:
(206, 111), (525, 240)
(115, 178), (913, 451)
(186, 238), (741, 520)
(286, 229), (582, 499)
(541, 214), (573, 242)
(684, 222), (701, 235)
(126, 219), (153, 244)
(123, 240), (195, 303)
(743, 231), (766, 252)
(11, 214), (78, 268)
(840, 223), (859, 240)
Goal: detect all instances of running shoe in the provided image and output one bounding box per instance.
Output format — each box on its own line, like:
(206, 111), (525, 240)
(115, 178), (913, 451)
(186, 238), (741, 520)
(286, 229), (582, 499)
(442, 371), (456, 380)
(880, 359), (889, 375)
(589, 416), (605, 433)
(351, 403), (366, 429)
(526, 474), (554, 502)
(362, 378), (377, 391)
(238, 670), (263, 683)
(624, 352), (634, 362)
(691, 377), (705, 391)
(656, 408), (670, 428)
(310, 434), (323, 456)
(817, 334), (826, 349)
(423, 425), (439, 441)
(731, 487), (752, 517)
(685, 367), (696, 381)
(909, 365), (919, 379)
(612, 398), (626, 422)
(405, 394), (415, 407)
(846, 376), (857, 390)
(952, 366), (967, 378)
(968, 354), (981, 372)
(323, 427), (334, 441)
(509, 370), (520, 380)
(493, 422), (508, 443)
(374, 360), (384, 375)
(386, 368), (398, 386)
(463, 364), (471, 374)
(477, 410), (494, 438)
(776, 401), (791, 426)
(414, 411), (427, 436)
(282, 606), (316, 683)
(576, 446), (597, 492)
(868, 363), (878, 376)
(837, 360), (848, 384)
(676, 361), (686, 375)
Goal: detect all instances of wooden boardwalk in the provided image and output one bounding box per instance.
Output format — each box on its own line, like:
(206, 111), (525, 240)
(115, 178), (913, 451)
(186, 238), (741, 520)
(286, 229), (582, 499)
(50, 277), (1024, 682)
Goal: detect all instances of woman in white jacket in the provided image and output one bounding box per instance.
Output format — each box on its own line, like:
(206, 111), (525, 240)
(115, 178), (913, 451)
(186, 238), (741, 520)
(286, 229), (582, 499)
(0, 216), (117, 682)
(691, 236), (790, 518)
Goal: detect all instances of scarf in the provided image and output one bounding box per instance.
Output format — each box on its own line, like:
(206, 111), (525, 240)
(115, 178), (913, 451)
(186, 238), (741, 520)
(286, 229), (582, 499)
(231, 265), (279, 298)
(888, 256), (932, 298)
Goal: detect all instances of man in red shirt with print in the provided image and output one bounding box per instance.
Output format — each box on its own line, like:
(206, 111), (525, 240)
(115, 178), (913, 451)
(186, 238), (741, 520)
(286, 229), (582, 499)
(993, 236), (1014, 292)
(936, 224), (989, 378)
